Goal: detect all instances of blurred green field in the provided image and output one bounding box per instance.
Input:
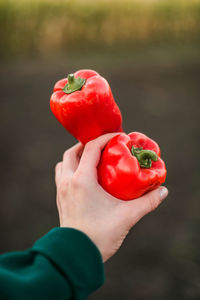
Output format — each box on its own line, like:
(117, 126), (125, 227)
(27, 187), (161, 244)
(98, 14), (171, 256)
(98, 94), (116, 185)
(1, 0), (200, 59)
(0, 1), (200, 299)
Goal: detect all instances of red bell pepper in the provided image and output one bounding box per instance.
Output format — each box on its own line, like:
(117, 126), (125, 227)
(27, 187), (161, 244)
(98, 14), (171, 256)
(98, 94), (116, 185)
(97, 132), (167, 200)
(50, 69), (122, 144)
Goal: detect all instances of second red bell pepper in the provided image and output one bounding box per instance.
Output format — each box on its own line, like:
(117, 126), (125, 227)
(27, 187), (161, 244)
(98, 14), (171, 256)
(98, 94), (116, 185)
(50, 69), (122, 144)
(97, 132), (167, 200)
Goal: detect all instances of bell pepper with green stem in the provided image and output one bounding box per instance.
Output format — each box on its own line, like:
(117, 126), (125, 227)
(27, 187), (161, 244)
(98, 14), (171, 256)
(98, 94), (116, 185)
(97, 132), (167, 200)
(50, 69), (122, 145)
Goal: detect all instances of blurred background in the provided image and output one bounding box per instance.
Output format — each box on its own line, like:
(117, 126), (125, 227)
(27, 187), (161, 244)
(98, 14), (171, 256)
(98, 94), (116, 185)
(0, 0), (200, 299)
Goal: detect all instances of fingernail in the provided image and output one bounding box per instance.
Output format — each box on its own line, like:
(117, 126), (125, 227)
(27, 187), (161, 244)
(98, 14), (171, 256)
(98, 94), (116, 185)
(159, 186), (168, 201)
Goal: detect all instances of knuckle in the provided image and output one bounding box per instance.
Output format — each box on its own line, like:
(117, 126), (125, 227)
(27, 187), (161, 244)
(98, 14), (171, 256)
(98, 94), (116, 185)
(71, 173), (82, 188)
(55, 162), (62, 172)
(71, 171), (87, 190)
(63, 149), (70, 161)
(84, 140), (94, 151)
(58, 180), (69, 198)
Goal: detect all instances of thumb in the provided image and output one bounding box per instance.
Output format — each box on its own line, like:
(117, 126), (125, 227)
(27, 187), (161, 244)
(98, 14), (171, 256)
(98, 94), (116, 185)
(124, 186), (168, 228)
(77, 132), (121, 177)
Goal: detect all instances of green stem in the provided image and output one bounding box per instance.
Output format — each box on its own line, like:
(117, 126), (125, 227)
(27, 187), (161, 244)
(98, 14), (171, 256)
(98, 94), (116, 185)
(131, 146), (158, 168)
(62, 73), (86, 94)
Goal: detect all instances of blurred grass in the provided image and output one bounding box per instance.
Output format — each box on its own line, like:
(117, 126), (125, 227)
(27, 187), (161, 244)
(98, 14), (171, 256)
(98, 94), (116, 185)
(0, 0), (200, 60)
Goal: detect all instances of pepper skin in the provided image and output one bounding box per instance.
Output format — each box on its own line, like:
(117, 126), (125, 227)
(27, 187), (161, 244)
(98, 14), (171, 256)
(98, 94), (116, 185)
(50, 69), (122, 145)
(97, 132), (167, 200)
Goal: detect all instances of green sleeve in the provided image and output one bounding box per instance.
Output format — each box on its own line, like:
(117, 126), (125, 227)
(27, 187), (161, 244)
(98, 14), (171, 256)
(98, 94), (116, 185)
(0, 228), (105, 300)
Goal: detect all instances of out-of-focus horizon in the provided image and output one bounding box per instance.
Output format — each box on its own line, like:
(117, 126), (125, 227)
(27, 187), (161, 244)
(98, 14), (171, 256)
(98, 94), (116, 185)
(1, 0), (200, 60)
(0, 1), (200, 299)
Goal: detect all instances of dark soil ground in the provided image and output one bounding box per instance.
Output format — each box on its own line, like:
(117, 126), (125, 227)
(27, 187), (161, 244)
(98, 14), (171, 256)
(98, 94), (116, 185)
(0, 49), (200, 299)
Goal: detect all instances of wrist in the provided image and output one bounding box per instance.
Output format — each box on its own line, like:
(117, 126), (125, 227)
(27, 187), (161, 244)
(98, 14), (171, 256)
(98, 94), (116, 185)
(61, 224), (107, 262)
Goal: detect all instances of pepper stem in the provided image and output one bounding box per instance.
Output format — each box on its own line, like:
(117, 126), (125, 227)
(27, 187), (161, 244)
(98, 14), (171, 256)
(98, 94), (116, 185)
(62, 73), (86, 94)
(131, 146), (158, 168)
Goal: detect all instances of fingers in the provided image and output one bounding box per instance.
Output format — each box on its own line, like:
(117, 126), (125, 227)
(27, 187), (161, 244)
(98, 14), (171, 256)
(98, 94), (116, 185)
(55, 142), (84, 185)
(77, 133), (121, 177)
(124, 186), (168, 227)
(62, 142), (84, 176)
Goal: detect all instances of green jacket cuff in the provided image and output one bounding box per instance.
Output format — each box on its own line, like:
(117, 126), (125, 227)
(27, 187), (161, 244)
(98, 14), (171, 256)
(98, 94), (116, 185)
(32, 227), (105, 300)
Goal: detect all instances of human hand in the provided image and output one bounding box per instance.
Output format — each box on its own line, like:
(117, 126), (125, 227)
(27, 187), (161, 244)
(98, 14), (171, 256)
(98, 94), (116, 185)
(55, 133), (168, 262)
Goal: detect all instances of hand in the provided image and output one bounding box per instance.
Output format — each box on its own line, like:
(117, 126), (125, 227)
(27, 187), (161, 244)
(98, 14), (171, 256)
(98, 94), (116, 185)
(55, 133), (168, 262)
